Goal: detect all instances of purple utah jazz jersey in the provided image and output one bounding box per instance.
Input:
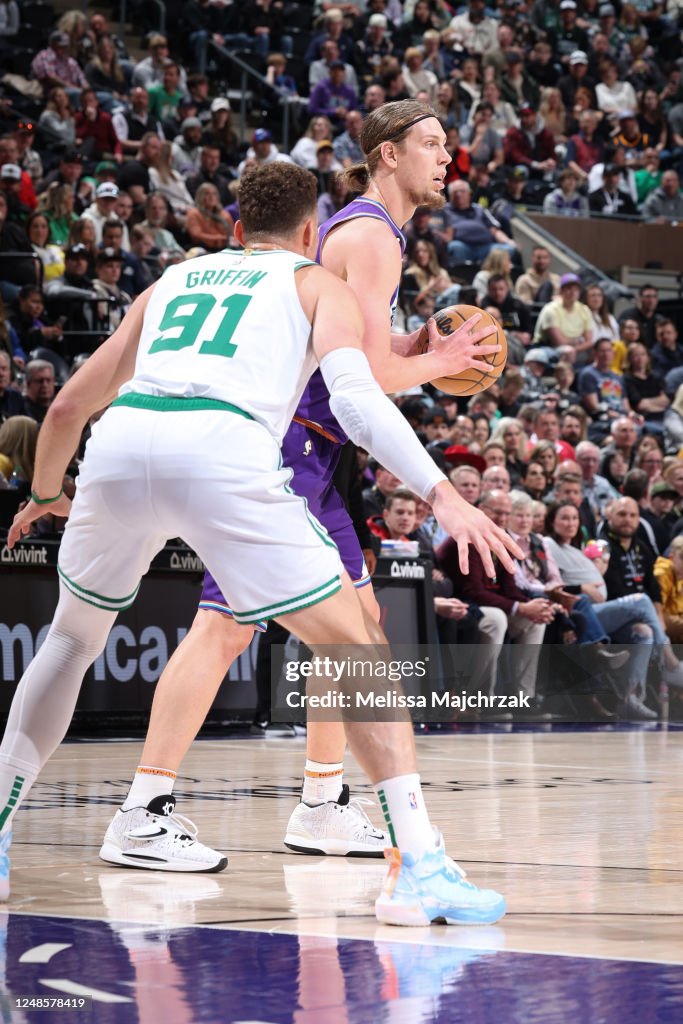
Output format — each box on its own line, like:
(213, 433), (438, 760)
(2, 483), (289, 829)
(291, 198), (406, 450)
(200, 198), (405, 615)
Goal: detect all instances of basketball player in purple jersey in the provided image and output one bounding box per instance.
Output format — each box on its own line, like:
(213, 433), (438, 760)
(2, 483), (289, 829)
(100, 101), (501, 870)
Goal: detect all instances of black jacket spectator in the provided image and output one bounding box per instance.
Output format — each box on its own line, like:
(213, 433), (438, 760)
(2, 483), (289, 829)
(601, 530), (661, 602)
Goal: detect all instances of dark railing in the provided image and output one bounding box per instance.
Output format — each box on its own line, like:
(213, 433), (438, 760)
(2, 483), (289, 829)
(208, 41), (297, 150)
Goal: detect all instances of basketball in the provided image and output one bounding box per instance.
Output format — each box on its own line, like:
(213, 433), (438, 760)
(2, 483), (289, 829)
(415, 304), (507, 397)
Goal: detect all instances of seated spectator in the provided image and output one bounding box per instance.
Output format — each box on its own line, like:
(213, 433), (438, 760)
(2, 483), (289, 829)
(185, 182), (232, 252)
(310, 141), (342, 197)
(147, 61), (187, 137)
(402, 48), (438, 105)
(149, 140), (195, 223)
(515, 245), (560, 306)
(612, 110), (650, 168)
(307, 61), (358, 131)
(595, 58), (637, 119)
(618, 282), (660, 350)
(0, 192), (38, 302)
(21, 359), (55, 424)
(623, 341), (669, 425)
(367, 487), (417, 541)
(654, 535), (683, 643)
(237, 129), (293, 177)
(556, 49), (595, 109)
(92, 248), (131, 330)
(333, 110), (363, 170)
(588, 161), (638, 215)
(0, 165), (32, 224)
(37, 87), (77, 155)
(575, 439), (619, 516)
(584, 282), (619, 347)
(74, 89), (121, 162)
(117, 132), (162, 205)
(521, 457), (551, 500)
(641, 170), (683, 223)
(547, 463), (598, 538)
(556, 370), (582, 416)
(634, 436), (665, 484)
(81, 181), (120, 244)
(540, 87), (568, 143)
(485, 274), (532, 347)
(9, 282), (63, 354)
(641, 479), (678, 554)
(472, 247), (512, 305)
(66, 217), (98, 277)
(402, 240), (458, 306)
(171, 118), (204, 178)
(140, 193), (185, 263)
(503, 105), (557, 178)
(578, 338), (637, 441)
(403, 207), (449, 268)
(31, 30), (88, 94)
(462, 102), (504, 173)
(187, 144), (232, 206)
(449, 464), (483, 505)
(362, 463), (401, 518)
(126, 224), (158, 295)
(0, 348), (23, 421)
(651, 318), (683, 378)
(566, 110), (605, 183)
(490, 417), (528, 486)
(534, 273), (593, 365)
(438, 488), (556, 718)
(448, 0), (498, 58)
(481, 464), (511, 493)
(444, 180), (517, 265)
(85, 34), (129, 100)
(544, 499), (670, 719)
(543, 168), (589, 217)
(40, 182), (79, 248)
(26, 213), (64, 283)
(132, 34), (187, 93)
(434, 88), (464, 139)
(112, 87), (162, 158)
(291, 118), (334, 173)
(634, 148), (663, 206)
(43, 252), (96, 344)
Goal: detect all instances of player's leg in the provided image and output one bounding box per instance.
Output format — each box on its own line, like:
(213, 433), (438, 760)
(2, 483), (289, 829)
(0, 585), (118, 897)
(99, 582), (254, 872)
(285, 557), (388, 857)
(278, 577), (506, 926)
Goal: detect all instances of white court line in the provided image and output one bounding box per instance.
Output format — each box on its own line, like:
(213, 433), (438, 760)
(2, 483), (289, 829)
(19, 943), (71, 964)
(39, 978), (132, 1003)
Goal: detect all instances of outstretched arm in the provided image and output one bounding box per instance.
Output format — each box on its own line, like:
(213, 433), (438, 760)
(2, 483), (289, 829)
(9, 287), (154, 547)
(298, 266), (523, 577)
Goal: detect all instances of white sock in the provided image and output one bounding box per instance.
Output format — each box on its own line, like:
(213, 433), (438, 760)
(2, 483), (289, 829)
(375, 773), (435, 860)
(301, 759), (344, 806)
(122, 766), (177, 810)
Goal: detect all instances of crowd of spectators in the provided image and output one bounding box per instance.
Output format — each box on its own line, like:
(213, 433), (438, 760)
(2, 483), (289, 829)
(3, 1), (683, 723)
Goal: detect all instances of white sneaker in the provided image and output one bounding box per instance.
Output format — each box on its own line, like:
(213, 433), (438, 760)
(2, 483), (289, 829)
(618, 695), (658, 721)
(99, 795), (228, 873)
(284, 785), (388, 857)
(662, 662), (683, 688)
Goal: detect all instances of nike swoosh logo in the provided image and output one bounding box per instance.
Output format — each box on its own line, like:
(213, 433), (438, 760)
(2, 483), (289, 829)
(139, 828), (167, 838)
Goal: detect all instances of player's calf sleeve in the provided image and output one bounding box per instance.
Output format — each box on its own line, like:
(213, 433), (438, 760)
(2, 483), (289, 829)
(321, 348), (446, 501)
(0, 586), (116, 831)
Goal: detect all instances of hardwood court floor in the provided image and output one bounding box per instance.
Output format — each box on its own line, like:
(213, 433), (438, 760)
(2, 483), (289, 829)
(7, 728), (683, 963)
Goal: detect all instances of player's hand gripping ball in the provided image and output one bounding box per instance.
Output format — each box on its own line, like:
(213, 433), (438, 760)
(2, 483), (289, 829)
(416, 304), (507, 396)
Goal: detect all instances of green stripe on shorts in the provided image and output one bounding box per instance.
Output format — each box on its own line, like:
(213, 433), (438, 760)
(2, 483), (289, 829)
(112, 393), (254, 418)
(57, 565), (140, 611)
(232, 575), (342, 623)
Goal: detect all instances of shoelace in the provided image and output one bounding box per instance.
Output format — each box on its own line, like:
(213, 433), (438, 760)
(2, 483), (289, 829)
(127, 812), (199, 845)
(342, 796), (383, 833)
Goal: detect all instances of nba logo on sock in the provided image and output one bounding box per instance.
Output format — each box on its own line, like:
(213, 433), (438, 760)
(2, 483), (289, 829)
(409, 792), (418, 810)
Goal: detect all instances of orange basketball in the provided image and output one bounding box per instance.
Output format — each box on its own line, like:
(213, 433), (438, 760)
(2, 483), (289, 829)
(415, 304), (507, 397)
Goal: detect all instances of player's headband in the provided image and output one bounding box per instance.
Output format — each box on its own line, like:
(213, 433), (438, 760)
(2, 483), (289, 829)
(382, 112), (437, 143)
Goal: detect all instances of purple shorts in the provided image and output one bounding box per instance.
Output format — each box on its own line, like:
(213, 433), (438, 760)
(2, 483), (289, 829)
(198, 421), (370, 629)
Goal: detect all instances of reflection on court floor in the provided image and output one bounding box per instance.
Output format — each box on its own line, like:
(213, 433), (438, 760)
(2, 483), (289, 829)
(3, 912), (683, 1024)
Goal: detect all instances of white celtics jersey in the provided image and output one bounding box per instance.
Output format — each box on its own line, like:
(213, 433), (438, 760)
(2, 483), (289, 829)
(119, 248), (317, 441)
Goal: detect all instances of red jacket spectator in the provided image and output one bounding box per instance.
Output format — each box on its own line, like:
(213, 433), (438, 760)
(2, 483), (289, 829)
(504, 113), (556, 171)
(75, 92), (122, 159)
(437, 540), (527, 614)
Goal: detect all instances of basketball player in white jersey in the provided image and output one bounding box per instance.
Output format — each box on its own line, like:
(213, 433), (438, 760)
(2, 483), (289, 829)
(0, 163), (518, 924)
(97, 101), (503, 868)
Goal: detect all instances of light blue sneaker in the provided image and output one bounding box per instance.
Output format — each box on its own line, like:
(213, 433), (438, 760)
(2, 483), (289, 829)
(0, 831), (11, 902)
(375, 834), (505, 926)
